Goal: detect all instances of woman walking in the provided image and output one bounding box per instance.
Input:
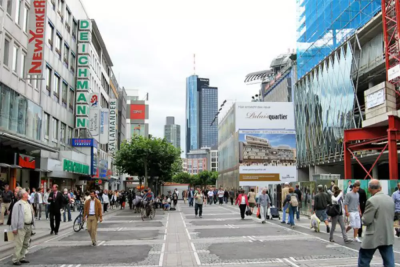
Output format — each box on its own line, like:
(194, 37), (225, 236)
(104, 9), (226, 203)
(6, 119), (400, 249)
(282, 187), (298, 228)
(257, 188), (271, 224)
(247, 188), (257, 213)
(194, 187), (204, 218)
(235, 190), (249, 219)
(330, 186), (352, 243)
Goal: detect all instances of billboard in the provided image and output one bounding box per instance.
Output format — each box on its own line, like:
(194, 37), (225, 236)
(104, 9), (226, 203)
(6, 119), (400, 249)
(26, 0), (47, 77)
(238, 129), (297, 184)
(100, 109), (109, 144)
(131, 123), (146, 137)
(235, 102), (295, 131)
(130, 104), (146, 120)
(89, 93), (100, 136)
(108, 99), (117, 154)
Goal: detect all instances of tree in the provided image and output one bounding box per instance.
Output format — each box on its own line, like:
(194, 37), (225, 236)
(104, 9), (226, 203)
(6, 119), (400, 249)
(114, 135), (181, 187)
(172, 172), (192, 184)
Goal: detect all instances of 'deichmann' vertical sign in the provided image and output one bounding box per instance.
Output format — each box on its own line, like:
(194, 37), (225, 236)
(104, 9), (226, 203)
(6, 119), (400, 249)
(26, 0), (47, 77)
(108, 100), (117, 154)
(75, 20), (92, 128)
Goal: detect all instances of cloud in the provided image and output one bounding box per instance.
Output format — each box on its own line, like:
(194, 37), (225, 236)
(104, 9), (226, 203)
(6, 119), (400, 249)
(81, 0), (297, 153)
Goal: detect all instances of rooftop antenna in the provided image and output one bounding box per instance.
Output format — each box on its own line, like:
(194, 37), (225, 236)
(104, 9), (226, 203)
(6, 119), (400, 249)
(193, 53), (196, 75)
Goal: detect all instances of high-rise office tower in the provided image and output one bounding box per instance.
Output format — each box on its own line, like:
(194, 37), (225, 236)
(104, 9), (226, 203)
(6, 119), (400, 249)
(185, 75), (218, 154)
(164, 117), (181, 149)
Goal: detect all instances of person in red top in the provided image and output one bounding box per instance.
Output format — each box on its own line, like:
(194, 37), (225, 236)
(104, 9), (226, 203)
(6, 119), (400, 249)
(235, 190), (249, 219)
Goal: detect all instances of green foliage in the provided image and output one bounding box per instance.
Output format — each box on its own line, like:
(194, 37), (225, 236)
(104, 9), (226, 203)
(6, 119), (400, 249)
(172, 170), (218, 187)
(114, 135), (181, 185)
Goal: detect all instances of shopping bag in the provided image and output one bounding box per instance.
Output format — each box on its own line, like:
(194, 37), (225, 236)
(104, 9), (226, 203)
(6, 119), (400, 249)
(245, 206), (252, 216)
(4, 229), (14, 242)
(256, 207), (261, 219)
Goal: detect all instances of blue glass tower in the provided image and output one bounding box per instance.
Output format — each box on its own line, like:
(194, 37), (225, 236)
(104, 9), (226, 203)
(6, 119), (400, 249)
(297, 0), (381, 79)
(186, 75), (217, 154)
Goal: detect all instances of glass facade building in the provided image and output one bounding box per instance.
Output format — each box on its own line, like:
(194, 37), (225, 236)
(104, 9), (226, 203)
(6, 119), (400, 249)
(186, 76), (200, 152)
(297, 0), (381, 79)
(199, 87), (218, 148)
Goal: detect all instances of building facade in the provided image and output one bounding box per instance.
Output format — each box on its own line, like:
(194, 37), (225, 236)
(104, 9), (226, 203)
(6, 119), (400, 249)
(0, 0), (122, 191)
(125, 89), (149, 138)
(164, 116), (181, 149)
(185, 75), (218, 154)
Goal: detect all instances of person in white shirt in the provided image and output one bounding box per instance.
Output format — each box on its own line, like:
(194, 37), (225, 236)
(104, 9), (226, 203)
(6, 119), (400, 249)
(208, 189), (214, 205)
(218, 188), (225, 205)
(33, 188), (43, 220)
(43, 188), (50, 220)
(102, 190), (110, 212)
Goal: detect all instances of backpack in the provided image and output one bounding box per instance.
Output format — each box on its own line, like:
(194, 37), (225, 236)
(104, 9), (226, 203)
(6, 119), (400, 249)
(290, 194), (298, 207)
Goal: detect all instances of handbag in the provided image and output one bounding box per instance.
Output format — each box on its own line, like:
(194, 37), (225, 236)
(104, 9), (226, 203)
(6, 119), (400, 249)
(245, 206), (252, 216)
(4, 229), (14, 242)
(326, 204), (341, 217)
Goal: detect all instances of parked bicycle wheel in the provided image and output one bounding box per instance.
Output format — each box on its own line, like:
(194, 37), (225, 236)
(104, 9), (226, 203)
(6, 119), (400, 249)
(73, 215), (83, 232)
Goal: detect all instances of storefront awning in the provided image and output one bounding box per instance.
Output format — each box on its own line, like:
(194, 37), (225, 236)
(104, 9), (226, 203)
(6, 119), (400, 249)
(0, 132), (58, 153)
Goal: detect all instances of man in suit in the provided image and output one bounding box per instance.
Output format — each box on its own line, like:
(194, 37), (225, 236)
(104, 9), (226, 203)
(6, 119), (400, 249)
(48, 184), (65, 235)
(358, 179), (394, 267)
(355, 180), (367, 238)
(83, 190), (102, 246)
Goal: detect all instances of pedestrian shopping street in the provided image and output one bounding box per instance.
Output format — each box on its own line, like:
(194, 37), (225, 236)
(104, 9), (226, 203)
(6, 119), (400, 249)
(0, 203), (398, 266)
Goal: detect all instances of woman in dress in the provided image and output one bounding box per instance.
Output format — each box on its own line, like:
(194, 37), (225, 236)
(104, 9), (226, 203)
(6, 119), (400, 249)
(247, 188), (257, 213)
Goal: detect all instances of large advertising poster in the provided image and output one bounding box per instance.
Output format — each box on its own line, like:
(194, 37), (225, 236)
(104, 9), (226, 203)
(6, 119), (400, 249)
(130, 104), (146, 120)
(239, 129), (297, 184)
(131, 123), (146, 137)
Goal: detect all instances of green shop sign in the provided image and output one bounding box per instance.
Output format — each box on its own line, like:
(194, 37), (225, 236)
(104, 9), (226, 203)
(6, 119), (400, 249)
(63, 159), (90, 175)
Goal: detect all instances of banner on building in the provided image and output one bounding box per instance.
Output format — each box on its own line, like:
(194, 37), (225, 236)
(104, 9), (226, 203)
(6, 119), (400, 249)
(100, 109), (109, 145)
(89, 93), (100, 136)
(238, 129), (297, 185)
(108, 100), (117, 153)
(26, 0), (47, 77)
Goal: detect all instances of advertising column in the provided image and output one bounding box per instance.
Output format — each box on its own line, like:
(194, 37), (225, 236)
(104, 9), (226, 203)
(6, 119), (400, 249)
(75, 20), (92, 129)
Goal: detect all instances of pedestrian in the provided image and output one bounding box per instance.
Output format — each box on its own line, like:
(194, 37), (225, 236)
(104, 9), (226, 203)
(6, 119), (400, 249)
(344, 181), (362, 243)
(33, 188), (43, 220)
(218, 188), (224, 205)
(162, 196), (170, 210)
(281, 182), (290, 224)
(30, 188), (37, 216)
(392, 182), (400, 237)
(247, 188), (256, 213)
(188, 188), (194, 207)
(207, 189), (214, 205)
(329, 186), (351, 243)
(48, 184), (65, 235)
(235, 190), (249, 219)
(11, 189), (34, 266)
(119, 192), (126, 209)
(0, 184), (13, 225)
(257, 188), (271, 224)
(83, 190), (103, 246)
(172, 189), (178, 210)
(102, 189), (109, 212)
(355, 180), (367, 238)
(7, 187), (22, 227)
(62, 188), (72, 222)
(128, 191), (133, 210)
(43, 188), (50, 220)
(224, 189), (229, 204)
(282, 187), (298, 228)
(183, 190), (187, 204)
(313, 185), (331, 233)
(294, 185), (302, 221)
(229, 189), (235, 205)
(213, 188), (218, 204)
(194, 187), (204, 218)
(358, 179), (395, 267)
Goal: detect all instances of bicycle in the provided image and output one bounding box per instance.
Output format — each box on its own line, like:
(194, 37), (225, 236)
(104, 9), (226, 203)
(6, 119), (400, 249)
(73, 204), (85, 232)
(141, 200), (155, 221)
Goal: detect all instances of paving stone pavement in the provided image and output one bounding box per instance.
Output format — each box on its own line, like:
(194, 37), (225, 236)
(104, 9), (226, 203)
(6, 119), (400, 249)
(0, 202), (398, 266)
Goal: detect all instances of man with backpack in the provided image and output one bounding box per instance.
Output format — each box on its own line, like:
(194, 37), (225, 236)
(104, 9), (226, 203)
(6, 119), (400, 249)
(283, 187), (298, 228)
(313, 185), (331, 233)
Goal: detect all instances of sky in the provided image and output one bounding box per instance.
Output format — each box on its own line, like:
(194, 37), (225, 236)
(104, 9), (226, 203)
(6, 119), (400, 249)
(82, 0), (297, 153)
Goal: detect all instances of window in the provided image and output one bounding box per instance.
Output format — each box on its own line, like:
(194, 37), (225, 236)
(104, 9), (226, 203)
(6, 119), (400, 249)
(65, 9), (71, 32)
(63, 44), (69, 66)
(47, 22), (54, 48)
(3, 38), (10, 67)
(67, 127), (72, 145)
(46, 66), (52, 92)
(62, 81), (67, 107)
(44, 113), (50, 139)
(53, 73), (60, 101)
(57, 0), (63, 19)
(15, 0), (21, 24)
(70, 53), (75, 72)
(20, 52), (26, 78)
(68, 88), (74, 112)
(12, 45), (18, 73)
(60, 123), (66, 143)
(52, 117), (58, 142)
(6, 0), (11, 16)
(72, 20), (77, 40)
(55, 34), (61, 58)
(48, 0), (55, 10)
(22, 5), (28, 32)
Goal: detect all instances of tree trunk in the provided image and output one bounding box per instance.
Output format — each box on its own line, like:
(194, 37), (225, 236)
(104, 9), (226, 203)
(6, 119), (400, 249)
(144, 160), (148, 187)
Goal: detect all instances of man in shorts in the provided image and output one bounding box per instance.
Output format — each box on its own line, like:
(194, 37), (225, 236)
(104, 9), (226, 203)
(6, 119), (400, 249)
(313, 185), (331, 233)
(344, 181), (362, 243)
